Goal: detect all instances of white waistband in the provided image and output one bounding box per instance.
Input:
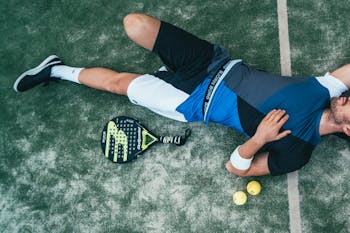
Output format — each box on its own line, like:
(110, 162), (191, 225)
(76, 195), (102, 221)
(203, 59), (241, 123)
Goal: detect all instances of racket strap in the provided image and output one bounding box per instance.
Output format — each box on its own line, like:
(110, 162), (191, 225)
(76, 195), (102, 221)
(159, 136), (182, 145)
(159, 129), (191, 146)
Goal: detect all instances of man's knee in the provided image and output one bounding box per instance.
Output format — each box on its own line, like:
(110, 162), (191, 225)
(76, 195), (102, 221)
(103, 74), (124, 94)
(123, 13), (146, 39)
(123, 13), (160, 51)
(104, 72), (139, 95)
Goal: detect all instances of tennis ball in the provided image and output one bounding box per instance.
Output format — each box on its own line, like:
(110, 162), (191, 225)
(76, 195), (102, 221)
(232, 191), (247, 205)
(247, 181), (262, 196)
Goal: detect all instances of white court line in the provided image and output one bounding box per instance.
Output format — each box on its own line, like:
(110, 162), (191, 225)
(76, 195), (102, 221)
(277, 0), (292, 77)
(277, 0), (302, 233)
(287, 172), (302, 233)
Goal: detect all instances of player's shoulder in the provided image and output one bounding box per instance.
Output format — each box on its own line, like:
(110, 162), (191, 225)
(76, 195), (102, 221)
(315, 72), (348, 98)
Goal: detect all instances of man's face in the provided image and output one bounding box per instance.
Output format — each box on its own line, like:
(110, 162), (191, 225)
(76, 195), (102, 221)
(330, 96), (350, 124)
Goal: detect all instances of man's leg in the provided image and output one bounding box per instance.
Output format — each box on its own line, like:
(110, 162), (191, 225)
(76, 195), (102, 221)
(14, 14), (160, 94)
(123, 13), (216, 95)
(13, 56), (142, 95)
(87, 13), (214, 96)
(54, 14), (161, 95)
(15, 13), (212, 96)
(77, 68), (140, 96)
(123, 13), (161, 51)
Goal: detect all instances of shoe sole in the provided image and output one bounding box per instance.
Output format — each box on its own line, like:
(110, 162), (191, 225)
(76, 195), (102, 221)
(13, 55), (62, 92)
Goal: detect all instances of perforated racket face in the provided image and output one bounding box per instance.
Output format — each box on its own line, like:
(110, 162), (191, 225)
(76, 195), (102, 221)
(100, 116), (158, 163)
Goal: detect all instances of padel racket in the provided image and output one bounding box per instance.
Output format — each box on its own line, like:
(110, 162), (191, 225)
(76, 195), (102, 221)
(101, 116), (191, 163)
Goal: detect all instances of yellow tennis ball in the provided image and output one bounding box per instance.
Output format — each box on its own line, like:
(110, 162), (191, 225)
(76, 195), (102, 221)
(247, 181), (262, 196)
(232, 191), (247, 205)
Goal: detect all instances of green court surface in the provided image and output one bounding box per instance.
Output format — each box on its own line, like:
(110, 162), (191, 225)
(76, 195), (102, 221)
(0, 0), (349, 232)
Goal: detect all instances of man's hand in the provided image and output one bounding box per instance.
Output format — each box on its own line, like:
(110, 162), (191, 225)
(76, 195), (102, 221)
(252, 109), (291, 145)
(226, 109), (291, 177)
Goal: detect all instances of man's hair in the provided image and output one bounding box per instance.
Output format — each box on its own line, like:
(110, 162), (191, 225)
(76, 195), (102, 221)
(340, 90), (350, 98)
(333, 132), (350, 143)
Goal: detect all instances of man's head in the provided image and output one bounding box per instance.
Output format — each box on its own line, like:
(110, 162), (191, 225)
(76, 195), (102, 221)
(330, 91), (350, 136)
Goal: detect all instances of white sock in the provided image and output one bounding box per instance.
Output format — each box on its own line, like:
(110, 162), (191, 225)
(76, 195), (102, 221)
(50, 65), (84, 84)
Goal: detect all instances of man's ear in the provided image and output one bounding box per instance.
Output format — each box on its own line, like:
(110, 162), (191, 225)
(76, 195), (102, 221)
(342, 125), (350, 136)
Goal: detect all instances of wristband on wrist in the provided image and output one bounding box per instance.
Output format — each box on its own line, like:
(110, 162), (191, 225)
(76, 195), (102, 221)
(230, 146), (254, 171)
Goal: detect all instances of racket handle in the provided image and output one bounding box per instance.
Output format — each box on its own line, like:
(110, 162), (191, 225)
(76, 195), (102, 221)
(159, 129), (191, 146)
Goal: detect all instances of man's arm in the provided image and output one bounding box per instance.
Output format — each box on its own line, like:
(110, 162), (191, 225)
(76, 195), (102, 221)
(226, 151), (269, 176)
(226, 109), (291, 177)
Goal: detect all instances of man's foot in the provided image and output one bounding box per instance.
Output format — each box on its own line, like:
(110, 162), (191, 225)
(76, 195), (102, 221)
(13, 55), (63, 92)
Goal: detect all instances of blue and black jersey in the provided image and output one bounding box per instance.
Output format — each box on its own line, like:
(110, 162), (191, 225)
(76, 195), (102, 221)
(177, 61), (332, 175)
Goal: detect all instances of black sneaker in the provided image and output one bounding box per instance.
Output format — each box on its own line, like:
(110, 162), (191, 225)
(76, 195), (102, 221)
(13, 55), (63, 92)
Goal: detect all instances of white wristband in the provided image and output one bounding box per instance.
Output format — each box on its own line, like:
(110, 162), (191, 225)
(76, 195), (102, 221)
(230, 146), (254, 171)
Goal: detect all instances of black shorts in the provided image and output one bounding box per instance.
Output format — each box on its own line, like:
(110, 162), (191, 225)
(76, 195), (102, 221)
(152, 21), (230, 94)
(127, 21), (229, 122)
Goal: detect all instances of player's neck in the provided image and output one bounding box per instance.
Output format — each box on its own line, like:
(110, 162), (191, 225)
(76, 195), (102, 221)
(319, 109), (343, 136)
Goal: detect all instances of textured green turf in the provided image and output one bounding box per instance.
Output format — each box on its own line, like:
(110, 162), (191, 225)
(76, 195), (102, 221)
(288, 1), (350, 232)
(1, 1), (287, 232)
(2, 0), (348, 232)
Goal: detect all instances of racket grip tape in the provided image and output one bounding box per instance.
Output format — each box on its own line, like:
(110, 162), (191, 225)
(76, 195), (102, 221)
(159, 129), (191, 146)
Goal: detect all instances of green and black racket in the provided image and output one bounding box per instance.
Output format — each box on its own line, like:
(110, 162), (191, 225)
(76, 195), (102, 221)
(101, 116), (191, 163)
